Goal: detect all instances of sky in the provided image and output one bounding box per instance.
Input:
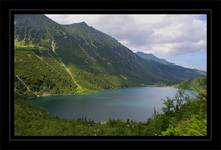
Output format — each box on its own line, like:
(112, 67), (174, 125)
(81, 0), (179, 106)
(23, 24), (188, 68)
(46, 14), (207, 71)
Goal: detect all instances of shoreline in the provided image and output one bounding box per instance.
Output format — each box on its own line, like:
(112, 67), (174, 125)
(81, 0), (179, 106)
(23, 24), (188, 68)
(32, 84), (176, 99)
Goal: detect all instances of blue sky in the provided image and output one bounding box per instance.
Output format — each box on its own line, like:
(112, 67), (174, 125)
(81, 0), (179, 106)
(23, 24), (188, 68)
(198, 15), (207, 21)
(159, 50), (207, 71)
(46, 14), (207, 71)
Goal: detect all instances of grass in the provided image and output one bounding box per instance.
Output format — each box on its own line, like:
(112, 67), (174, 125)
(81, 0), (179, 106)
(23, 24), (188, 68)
(14, 40), (207, 136)
(14, 42), (133, 97)
(15, 83), (207, 136)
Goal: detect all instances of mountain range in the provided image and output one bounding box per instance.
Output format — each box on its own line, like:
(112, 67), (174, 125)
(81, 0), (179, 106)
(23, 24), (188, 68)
(14, 14), (205, 96)
(136, 52), (175, 65)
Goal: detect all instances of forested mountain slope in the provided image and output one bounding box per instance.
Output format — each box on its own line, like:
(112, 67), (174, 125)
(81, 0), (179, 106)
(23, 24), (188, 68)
(14, 14), (203, 96)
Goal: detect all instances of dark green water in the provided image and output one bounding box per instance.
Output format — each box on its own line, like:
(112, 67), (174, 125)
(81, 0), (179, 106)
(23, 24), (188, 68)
(32, 86), (193, 122)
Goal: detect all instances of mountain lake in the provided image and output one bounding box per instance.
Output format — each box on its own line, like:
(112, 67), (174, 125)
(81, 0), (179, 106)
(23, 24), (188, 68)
(31, 86), (196, 122)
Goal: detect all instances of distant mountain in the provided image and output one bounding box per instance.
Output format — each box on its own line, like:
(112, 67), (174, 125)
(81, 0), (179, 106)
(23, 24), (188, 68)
(136, 52), (175, 65)
(14, 14), (204, 96)
(192, 69), (207, 76)
(136, 52), (207, 75)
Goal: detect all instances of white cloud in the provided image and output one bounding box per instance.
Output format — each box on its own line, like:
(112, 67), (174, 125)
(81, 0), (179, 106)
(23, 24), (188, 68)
(46, 14), (207, 57)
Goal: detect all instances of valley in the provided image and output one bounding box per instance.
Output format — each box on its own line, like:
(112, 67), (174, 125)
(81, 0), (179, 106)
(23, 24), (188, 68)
(14, 14), (204, 97)
(14, 14), (207, 136)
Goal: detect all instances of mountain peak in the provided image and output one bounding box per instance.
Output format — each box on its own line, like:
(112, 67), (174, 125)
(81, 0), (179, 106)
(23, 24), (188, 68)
(136, 51), (174, 66)
(136, 51), (155, 56)
(15, 14), (204, 89)
(68, 21), (89, 27)
(136, 52), (158, 59)
(79, 21), (88, 25)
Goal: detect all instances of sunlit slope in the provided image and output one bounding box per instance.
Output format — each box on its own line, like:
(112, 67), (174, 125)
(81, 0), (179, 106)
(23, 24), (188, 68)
(14, 14), (203, 96)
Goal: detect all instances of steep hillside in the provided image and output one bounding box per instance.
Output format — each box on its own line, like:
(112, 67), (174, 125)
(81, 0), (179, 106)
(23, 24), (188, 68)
(136, 52), (174, 65)
(14, 14), (203, 96)
(136, 52), (206, 78)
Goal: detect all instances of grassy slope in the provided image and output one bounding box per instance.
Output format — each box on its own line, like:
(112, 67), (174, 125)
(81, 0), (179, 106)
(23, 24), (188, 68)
(14, 15), (207, 136)
(15, 45), (77, 96)
(14, 41), (128, 97)
(15, 77), (207, 136)
(14, 14), (202, 91)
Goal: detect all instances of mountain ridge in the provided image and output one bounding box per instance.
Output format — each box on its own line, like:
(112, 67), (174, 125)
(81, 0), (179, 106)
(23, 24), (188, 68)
(136, 51), (175, 65)
(14, 14), (204, 96)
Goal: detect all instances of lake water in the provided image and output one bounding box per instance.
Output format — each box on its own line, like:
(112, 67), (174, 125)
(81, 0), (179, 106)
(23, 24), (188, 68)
(32, 86), (193, 122)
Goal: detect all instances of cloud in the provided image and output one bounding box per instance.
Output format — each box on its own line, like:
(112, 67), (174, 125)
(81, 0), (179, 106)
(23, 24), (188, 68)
(46, 14), (207, 57)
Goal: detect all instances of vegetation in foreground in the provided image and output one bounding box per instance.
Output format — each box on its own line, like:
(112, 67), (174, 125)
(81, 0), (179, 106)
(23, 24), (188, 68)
(14, 14), (207, 136)
(15, 77), (207, 136)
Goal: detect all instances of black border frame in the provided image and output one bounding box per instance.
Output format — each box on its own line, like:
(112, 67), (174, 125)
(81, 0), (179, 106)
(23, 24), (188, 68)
(1, 0), (221, 149)
(10, 9), (212, 141)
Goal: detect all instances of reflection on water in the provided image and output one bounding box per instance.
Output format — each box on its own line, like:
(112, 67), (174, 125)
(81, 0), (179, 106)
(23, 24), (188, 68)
(32, 87), (194, 122)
